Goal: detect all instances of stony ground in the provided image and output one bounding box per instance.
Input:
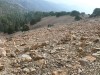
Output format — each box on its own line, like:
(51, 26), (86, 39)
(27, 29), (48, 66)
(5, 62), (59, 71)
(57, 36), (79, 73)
(0, 18), (100, 75)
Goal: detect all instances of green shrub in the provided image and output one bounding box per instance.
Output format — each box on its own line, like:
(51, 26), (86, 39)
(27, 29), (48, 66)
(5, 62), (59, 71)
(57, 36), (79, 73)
(55, 11), (70, 17)
(30, 17), (41, 25)
(22, 25), (29, 31)
(75, 15), (82, 21)
(56, 12), (61, 17)
(7, 26), (14, 34)
(48, 24), (54, 27)
(90, 8), (100, 17)
(70, 10), (80, 16)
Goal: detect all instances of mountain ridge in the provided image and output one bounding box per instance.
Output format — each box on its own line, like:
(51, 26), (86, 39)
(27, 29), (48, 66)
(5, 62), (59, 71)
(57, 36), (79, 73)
(1, 0), (69, 12)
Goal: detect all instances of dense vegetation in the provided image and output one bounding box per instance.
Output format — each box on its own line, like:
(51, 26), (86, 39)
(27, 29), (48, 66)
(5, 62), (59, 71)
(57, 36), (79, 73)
(0, 12), (52, 33)
(0, 11), (43, 34)
(90, 8), (100, 17)
(0, 0), (83, 34)
(70, 10), (80, 16)
(0, 10), (81, 34)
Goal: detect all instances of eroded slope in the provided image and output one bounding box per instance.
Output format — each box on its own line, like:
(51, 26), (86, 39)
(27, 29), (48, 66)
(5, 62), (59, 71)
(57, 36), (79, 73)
(0, 19), (100, 75)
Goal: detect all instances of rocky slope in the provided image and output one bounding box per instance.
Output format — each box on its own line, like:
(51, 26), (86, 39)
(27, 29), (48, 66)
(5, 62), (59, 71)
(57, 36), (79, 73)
(0, 18), (100, 75)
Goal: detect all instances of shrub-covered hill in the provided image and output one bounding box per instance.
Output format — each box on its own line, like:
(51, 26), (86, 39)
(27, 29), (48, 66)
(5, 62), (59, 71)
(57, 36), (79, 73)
(0, 0), (26, 16)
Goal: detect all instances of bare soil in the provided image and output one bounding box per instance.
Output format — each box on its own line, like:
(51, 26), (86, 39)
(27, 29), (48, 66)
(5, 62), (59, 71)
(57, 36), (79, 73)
(0, 16), (100, 75)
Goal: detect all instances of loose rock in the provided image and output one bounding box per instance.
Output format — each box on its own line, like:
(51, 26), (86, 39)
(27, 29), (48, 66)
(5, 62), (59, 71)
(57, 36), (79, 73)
(23, 68), (30, 73)
(52, 70), (67, 75)
(80, 55), (96, 62)
(20, 54), (32, 62)
(0, 63), (4, 71)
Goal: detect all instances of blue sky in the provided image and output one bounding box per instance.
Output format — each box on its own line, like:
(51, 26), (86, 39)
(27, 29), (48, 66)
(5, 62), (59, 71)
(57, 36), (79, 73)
(44, 0), (100, 14)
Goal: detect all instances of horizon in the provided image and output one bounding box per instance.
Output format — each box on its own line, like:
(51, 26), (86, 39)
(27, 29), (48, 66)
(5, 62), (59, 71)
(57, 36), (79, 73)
(44, 0), (100, 14)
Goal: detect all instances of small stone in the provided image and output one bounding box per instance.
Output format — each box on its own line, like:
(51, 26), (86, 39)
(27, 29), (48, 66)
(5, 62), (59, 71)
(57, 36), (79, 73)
(78, 47), (83, 50)
(76, 42), (82, 46)
(2, 50), (6, 57)
(39, 42), (47, 48)
(20, 43), (26, 46)
(72, 42), (76, 45)
(30, 68), (36, 72)
(80, 37), (88, 41)
(0, 39), (5, 46)
(15, 47), (24, 53)
(72, 34), (76, 40)
(0, 63), (4, 71)
(92, 48), (100, 53)
(33, 55), (45, 61)
(35, 59), (46, 68)
(81, 55), (96, 62)
(6, 37), (12, 41)
(73, 64), (81, 69)
(30, 44), (39, 50)
(79, 59), (88, 66)
(85, 42), (92, 45)
(11, 62), (20, 68)
(21, 54), (32, 62)
(52, 70), (67, 75)
(24, 47), (30, 52)
(23, 68), (30, 73)
(93, 39), (99, 43)
(12, 68), (21, 74)
(92, 51), (100, 56)
(50, 49), (56, 54)
(8, 53), (16, 58)
(0, 48), (6, 57)
(55, 47), (65, 50)
(45, 41), (49, 45)
(77, 47), (84, 53)
(78, 68), (83, 74)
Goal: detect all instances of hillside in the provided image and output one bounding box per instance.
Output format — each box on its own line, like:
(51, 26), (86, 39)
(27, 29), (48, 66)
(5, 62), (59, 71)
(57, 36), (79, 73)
(0, 18), (100, 75)
(0, 1), (100, 75)
(32, 16), (75, 29)
(0, 0), (71, 34)
(0, 0), (25, 16)
(2, 0), (69, 12)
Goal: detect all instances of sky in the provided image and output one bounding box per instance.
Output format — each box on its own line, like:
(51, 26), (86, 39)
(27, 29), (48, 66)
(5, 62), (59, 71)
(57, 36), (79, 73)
(45, 0), (100, 14)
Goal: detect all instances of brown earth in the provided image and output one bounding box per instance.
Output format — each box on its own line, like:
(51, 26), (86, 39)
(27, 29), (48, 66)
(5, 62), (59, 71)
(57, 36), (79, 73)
(0, 16), (100, 75)
(31, 16), (75, 29)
